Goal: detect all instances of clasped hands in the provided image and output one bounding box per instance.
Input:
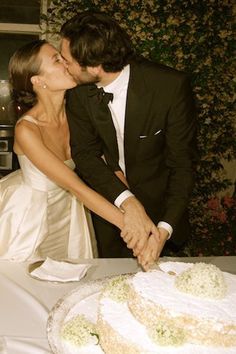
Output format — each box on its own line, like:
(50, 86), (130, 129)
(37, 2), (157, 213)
(120, 197), (169, 271)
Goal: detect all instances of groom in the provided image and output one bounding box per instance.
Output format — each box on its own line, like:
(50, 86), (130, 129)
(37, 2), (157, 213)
(60, 11), (197, 259)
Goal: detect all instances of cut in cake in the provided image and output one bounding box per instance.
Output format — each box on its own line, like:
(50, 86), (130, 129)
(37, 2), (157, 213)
(61, 262), (236, 353)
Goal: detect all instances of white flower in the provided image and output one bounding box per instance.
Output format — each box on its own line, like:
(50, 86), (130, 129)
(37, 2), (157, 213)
(61, 315), (99, 346)
(149, 320), (186, 346)
(175, 263), (227, 299)
(103, 275), (130, 302)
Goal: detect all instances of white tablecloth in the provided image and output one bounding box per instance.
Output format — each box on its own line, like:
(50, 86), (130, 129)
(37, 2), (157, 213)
(0, 256), (235, 354)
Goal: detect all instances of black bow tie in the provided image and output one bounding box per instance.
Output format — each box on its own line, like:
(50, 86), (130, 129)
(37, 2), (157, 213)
(88, 86), (113, 104)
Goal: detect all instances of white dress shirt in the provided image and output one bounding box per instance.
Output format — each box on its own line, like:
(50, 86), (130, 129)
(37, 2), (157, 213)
(102, 65), (173, 238)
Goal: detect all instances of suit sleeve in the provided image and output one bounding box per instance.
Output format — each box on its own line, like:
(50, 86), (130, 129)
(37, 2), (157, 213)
(66, 87), (127, 204)
(162, 75), (197, 229)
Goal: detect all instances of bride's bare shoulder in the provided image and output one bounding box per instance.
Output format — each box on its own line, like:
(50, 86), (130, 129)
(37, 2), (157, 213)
(14, 116), (42, 149)
(16, 114), (39, 126)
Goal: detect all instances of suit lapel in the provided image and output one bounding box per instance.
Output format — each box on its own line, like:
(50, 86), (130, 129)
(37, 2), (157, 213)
(88, 87), (119, 165)
(124, 62), (149, 169)
(87, 64), (149, 172)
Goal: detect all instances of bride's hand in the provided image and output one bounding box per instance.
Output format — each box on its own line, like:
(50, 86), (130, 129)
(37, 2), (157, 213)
(137, 233), (159, 271)
(137, 228), (169, 271)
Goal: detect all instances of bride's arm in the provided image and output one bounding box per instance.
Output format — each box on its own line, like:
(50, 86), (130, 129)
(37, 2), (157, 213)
(14, 122), (124, 230)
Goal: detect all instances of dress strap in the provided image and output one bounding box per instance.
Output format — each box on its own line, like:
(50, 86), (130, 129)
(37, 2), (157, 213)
(17, 115), (39, 125)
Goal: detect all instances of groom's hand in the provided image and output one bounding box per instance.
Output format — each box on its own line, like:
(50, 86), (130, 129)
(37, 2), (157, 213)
(137, 227), (169, 271)
(120, 196), (159, 253)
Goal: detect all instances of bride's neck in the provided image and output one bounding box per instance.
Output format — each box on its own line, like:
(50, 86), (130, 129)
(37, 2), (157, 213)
(34, 92), (66, 123)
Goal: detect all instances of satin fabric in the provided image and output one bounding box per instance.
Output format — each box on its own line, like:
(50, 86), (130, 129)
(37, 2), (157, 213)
(0, 155), (97, 261)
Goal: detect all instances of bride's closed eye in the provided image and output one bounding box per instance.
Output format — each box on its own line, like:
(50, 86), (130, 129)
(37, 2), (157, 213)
(55, 54), (64, 63)
(51, 52), (64, 64)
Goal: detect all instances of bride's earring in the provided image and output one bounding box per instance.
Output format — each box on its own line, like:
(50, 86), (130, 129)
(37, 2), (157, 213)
(43, 84), (47, 89)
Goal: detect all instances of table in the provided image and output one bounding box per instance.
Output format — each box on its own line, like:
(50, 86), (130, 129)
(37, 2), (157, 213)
(0, 256), (235, 354)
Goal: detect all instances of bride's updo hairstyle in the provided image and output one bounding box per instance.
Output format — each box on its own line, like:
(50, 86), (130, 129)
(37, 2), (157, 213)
(8, 39), (47, 116)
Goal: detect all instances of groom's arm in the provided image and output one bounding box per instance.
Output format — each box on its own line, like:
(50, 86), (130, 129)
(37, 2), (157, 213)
(66, 86), (128, 201)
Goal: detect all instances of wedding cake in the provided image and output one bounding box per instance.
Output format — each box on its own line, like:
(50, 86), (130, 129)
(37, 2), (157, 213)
(60, 262), (236, 353)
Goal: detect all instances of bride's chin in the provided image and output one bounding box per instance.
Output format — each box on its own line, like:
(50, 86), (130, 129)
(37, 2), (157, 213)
(66, 80), (77, 89)
(71, 82), (77, 88)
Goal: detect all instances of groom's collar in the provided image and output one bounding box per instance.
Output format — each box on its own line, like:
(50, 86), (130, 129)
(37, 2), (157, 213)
(97, 64), (130, 96)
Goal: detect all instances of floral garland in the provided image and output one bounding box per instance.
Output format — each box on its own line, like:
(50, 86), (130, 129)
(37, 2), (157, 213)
(42, 0), (236, 256)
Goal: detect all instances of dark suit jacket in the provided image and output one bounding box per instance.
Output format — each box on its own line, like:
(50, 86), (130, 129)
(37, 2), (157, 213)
(66, 59), (197, 246)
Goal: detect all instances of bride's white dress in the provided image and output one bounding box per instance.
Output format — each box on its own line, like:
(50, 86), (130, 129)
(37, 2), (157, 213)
(0, 116), (98, 261)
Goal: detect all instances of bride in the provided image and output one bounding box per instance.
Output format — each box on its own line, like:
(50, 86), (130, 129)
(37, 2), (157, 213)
(0, 39), (127, 262)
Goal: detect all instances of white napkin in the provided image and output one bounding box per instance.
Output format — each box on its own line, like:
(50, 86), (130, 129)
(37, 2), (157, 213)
(30, 257), (91, 282)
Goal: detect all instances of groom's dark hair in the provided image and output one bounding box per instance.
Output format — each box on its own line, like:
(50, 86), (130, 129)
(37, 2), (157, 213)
(60, 11), (134, 72)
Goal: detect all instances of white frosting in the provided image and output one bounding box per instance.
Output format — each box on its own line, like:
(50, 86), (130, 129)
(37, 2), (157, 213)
(100, 297), (157, 351)
(159, 261), (194, 275)
(65, 293), (99, 323)
(131, 264), (236, 324)
(100, 297), (236, 353)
